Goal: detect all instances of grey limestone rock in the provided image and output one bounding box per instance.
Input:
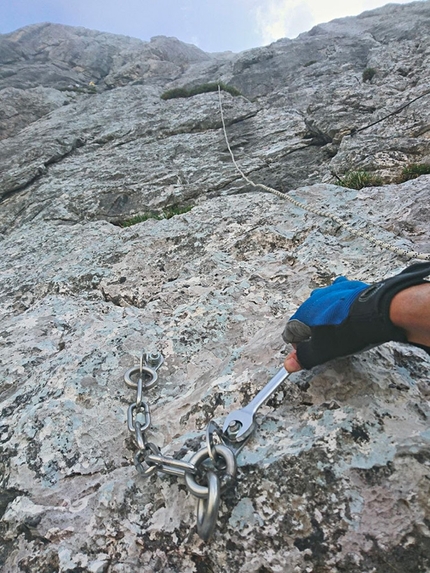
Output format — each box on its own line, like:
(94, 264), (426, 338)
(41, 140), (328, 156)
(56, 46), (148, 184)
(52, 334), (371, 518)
(0, 86), (74, 140)
(0, 23), (210, 92)
(0, 3), (430, 572)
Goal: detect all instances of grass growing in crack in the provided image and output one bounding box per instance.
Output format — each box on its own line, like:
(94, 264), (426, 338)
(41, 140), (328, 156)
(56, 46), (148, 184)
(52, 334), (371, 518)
(120, 205), (193, 227)
(398, 163), (430, 182)
(161, 82), (241, 100)
(58, 85), (97, 94)
(336, 171), (382, 190)
(163, 205), (194, 218)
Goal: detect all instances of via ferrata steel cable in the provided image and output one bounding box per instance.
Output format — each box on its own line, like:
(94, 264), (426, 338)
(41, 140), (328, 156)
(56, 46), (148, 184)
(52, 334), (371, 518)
(217, 86), (430, 262)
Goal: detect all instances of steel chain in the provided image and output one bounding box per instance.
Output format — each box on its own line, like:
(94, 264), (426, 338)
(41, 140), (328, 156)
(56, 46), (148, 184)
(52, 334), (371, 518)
(124, 351), (238, 541)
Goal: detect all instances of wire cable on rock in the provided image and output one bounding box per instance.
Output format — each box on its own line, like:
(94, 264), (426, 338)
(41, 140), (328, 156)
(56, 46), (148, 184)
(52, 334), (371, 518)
(350, 89), (430, 136)
(217, 86), (430, 262)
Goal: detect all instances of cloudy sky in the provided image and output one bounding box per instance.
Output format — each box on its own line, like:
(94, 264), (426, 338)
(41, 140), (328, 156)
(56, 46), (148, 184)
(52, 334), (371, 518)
(0, 0), (422, 52)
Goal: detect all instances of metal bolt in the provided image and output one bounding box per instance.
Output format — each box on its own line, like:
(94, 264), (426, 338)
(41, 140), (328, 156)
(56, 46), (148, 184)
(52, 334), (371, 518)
(227, 420), (241, 438)
(147, 352), (161, 366)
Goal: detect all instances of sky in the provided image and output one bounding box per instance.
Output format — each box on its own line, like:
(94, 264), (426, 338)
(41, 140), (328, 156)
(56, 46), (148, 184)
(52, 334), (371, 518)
(0, 0), (423, 53)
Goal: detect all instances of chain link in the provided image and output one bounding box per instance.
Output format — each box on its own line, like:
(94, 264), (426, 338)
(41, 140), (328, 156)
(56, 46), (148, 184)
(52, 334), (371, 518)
(206, 419), (224, 461)
(196, 471), (221, 542)
(184, 444), (237, 498)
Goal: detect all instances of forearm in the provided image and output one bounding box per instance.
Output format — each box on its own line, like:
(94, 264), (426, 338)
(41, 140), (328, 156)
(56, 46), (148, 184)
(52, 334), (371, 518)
(389, 283), (430, 347)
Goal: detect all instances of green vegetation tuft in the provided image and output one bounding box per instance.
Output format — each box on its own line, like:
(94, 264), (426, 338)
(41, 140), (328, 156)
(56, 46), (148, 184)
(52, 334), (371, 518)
(336, 171), (382, 190)
(362, 68), (376, 82)
(160, 87), (189, 99)
(398, 163), (430, 182)
(163, 205), (193, 218)
(58, 85), (97, 94)
(161, 82), (241, 100)
(120, 205), (193, 227)
(121, 213), (162, 227)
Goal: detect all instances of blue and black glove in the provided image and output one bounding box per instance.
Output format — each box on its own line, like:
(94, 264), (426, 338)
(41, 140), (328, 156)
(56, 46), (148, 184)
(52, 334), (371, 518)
(282, 262), (430, 369)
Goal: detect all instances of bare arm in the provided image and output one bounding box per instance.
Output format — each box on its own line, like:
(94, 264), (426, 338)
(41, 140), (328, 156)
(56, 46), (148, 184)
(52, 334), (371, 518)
(389, 283), (430, 347)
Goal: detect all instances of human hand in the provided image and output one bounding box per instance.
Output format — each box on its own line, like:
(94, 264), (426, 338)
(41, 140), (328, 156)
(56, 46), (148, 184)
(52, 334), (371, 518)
(283, 263), (430, 371)
(284, 348), (303, 373)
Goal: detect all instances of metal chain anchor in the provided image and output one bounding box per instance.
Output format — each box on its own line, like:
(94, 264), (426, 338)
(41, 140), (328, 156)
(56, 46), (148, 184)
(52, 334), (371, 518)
(124, 351), (237, 541)
(124, 351), (290, 540)
(125, 351), (163, 477)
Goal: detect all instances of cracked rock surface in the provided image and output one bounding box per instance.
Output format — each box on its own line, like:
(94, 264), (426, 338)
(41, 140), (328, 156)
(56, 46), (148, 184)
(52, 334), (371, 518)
(1, 3), (430, 572)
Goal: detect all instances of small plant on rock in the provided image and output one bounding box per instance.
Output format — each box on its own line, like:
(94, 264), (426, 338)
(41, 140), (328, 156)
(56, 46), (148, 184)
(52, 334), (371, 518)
(362, 68), (376, 82)
(398, 163), (430, 182)
(160, 87), (189, 99)
(161, 82), (241, 100)
(120, 212), (162, 227)
(336, 170), (382, 190)
(120, 205), (193, 227)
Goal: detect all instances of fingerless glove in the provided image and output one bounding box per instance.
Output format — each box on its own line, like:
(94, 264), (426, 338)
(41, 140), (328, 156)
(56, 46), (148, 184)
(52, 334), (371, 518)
(282, 262), (430, 369)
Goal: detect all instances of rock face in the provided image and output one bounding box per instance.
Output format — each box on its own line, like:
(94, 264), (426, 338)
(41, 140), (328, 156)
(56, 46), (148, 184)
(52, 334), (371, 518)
(1, 4), (430, 572)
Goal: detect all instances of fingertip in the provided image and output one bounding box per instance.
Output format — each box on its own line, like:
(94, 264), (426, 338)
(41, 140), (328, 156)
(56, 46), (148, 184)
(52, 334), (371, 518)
(284, 350), (303, 373)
